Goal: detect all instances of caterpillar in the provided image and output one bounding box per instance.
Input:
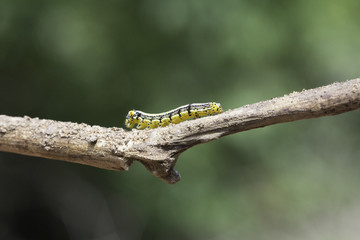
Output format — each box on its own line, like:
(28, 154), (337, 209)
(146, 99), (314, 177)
(125, 102), (222, 130)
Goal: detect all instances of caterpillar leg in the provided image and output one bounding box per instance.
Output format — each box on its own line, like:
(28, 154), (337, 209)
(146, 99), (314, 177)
(136, 118), (150, 129)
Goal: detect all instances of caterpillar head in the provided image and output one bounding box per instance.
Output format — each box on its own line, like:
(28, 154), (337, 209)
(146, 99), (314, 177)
(125, 110), (138, 128)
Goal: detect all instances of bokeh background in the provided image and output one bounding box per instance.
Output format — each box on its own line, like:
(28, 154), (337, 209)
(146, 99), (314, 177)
(1, 0), (360, 239)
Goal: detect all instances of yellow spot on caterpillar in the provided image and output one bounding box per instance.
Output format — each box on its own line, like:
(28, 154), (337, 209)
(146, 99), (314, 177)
(160, 117), (171, 127)
(171, 114), (181, 124)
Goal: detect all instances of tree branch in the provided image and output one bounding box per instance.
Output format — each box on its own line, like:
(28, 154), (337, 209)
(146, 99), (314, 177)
(1, 79), (359, 183)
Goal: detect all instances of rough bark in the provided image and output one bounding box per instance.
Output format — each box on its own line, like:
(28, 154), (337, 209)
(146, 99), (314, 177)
(0, 79), (359, 183)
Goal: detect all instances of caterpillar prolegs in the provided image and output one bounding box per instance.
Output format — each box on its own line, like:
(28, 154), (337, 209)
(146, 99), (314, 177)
(125, 102), (222, 130)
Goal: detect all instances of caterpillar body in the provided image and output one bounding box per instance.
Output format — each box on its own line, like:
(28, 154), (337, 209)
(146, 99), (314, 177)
(125, 102), (222, 130)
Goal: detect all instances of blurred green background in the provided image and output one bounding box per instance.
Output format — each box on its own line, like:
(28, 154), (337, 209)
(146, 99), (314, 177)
(1, 0), (360, 239)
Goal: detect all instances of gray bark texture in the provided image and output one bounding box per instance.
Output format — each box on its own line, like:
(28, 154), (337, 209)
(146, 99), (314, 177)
(1, 79), (359, 183)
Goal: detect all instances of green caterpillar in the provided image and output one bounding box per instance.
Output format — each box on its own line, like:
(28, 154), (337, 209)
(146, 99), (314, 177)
(125, 102), (222, 129)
